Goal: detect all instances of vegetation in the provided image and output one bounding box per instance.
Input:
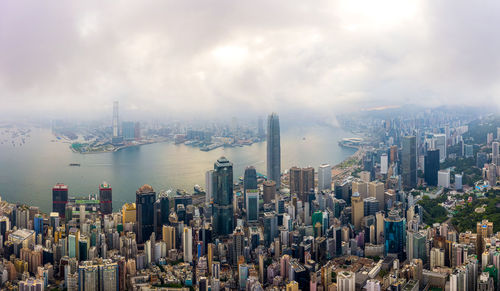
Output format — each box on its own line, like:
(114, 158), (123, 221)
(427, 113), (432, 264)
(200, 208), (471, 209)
(463, 117), (500, 144)
(417, 195), (448, 225)
(440, 157), (482, 186)
(452, 190), (500, 233)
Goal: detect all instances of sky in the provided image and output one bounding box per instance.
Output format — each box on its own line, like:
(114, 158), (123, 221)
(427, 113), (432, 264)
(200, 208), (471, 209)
(1, 0), (500, 122)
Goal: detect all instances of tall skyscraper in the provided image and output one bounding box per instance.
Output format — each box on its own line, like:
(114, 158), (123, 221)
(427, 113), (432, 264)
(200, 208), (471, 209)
(380, 153), (388, 175)
(183, 226), (193, 262)
(267, 113), (281, 189)
(337, 271), (356, 291)
(213, 157), (234, 236)
(52, 183), (68, 218)
(351, 193), (364, 230)
(384, 210), (406, 260)
(492, 141), (499, 165)
(112, 101), (119, 138)
(263, 180), (276, 203)
(99, 182), (112, 215)
(243, 166), (258, 207)
(289, 166), (314, 202)
(246, 189), (259, 222)
(402, 136), (417, 189)
(318, 164), (332, 191)
(433, 134), (447, 162)
(424, 149), (440, 186)
(205, 170), (214, 203)
(136, 184), (156, 244)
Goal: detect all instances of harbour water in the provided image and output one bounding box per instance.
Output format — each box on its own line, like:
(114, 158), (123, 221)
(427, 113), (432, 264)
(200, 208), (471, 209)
(0, 126), (356, 212)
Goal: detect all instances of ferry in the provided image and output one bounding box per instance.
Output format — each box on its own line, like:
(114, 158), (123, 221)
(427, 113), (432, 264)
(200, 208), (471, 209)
(69, 163), (81, 167)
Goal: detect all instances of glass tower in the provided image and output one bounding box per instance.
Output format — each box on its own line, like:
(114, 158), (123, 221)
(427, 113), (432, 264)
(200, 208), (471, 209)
(424, 149), (440, 186)
(136, 184), (156, 244)
(384, 210), (406, 260)
(213, 157), (234, 236)
(267, 113), (281, 189)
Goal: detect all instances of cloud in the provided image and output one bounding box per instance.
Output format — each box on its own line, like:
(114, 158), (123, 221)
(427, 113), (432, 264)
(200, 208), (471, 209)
(0, 0), (499, 121)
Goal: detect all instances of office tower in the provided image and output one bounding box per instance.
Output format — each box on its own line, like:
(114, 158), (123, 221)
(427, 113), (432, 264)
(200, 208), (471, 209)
(136, 184), (156, 244)
(365, 279), (381, 291)
(267, 113), (281, 189)
(289, 167), (315, 202)
(157, 194), (170, 226)
(368, 181), (385, 211)
(112, 101), (119, 137)
(122, 121), (135, 140)
(384, 210), (406, 259)
(477, 220), (493, 255)
(352, 180), (368, 198)
(488, 164), (497, 186)
(438, 170), (450, 188)
(213, 157), (234, 236)
(205, 170), (214, 203)
(390, 145), (398, 163)
(402, 136), (417, 189)
(52, 183), (68, 218)
(406, 231), (426, 263)
(286, 281), (299, 291)
(163, 225), (176, 250)
(183, 227), (193, 262)
(263, 180), (276, 203)
(432, 134), (447, 162)
(258, 116), (265, 139)
(376, 212), (385, 244)
(318, 164), (332, 191)
(122, 203), (136, 224)
(351, 193), (364, 230)
(34, 214), (43, 238)
(246, 189), (259, 222)
(424, 149), (440, 186)
(492, 141), (499, 165)
(380, 153), (388, 175)
(455, 174), (463, 191)
(244, 166), (258, 207)
(263, 212), (278, 246)
(337, 271), (355, 291)
(364, 197), (379, 217)
(99, 182), (112, 215)
(477, 272), (495, 291)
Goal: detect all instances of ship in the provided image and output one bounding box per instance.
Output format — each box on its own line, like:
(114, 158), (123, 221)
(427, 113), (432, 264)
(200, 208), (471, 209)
(69, 163), (81, 166)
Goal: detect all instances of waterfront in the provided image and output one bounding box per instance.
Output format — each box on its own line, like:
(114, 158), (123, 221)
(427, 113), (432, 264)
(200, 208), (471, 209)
(0, 125), (357, 212)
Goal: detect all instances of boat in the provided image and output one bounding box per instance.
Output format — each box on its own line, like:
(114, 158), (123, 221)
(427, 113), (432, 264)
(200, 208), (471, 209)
(69, 163), (81, 167)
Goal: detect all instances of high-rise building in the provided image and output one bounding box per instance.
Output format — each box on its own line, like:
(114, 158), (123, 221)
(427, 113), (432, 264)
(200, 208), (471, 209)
(163, 225), (176, 250)
(267, 113), (281, 189)
(337, 271), (355, 291)
(433, 134), (447, 162)
(136, 184), (156, 244)
(402, 136), (417, 189)
(78, 260), (119, 291)
(430, 248), (445, 269)
(289, 166), (314, 202)
(492, 141), (499, 165)
(213, 157), (234, 236)
(244, 166), (258, 207)
(112, 101), (119, 138)
(351, 193), (364, 230)
(263, 180), (276, 203)
(384, 210), (406, 260)
(438, 170), (450, 188)
(368, 181), (385, 211)
(318, 164), (332, 191)
(99, 182), (112, 215)
(364, 197), (379, 217)
(122, 121), (135, 140)
(380, 153), (388, 175)
(183, 226), (193, 262)
(455, 174), (463, 191)
(205, 170), (214, 203)
(52, 183), (68, 218)
(424, 149), (440, 186)
(246, 189), (259, 222)
(263, 212), (278, 246)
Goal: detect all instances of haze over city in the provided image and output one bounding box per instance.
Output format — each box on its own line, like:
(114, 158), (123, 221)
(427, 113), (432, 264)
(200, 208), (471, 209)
(1, 0), (500, 122)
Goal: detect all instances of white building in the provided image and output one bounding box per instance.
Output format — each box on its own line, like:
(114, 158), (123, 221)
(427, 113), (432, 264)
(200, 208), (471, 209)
(438, 170), (450, 188)
(380, 154), (388, 175)
(337, 271), (355, 291)
(492, 141), (499, 165)
(183, 227), (192, 262)
(433, 134), (447, 162)
(318, 164), (332, 191)
(205, 170), (213, 203)
(455, 174), (463, 191)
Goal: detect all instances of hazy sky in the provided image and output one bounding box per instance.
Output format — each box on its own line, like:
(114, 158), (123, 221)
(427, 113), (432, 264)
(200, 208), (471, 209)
(1, 1), (499, 121)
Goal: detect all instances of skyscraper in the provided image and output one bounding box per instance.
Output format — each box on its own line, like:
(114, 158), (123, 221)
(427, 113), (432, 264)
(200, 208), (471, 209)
(183, 226), (193, 262)
(492, 141), (499, 165)
(289, 166), (314, 202)
(402, 136), (417, 189)
(433, 134), (447, 162)
(52, 183), (68, 218)
(136, 184), (156, 244)
(213, 157), (234, 236)
(112, 101), (119, 138)
(99, 182), (112, 215)
(205, 170), (214, 203)
(384, 210), (406, 260)
(424, 149), (440, 186)
(243, 166), (257, 207)
(246, 189), (259, 222)
(267, 113), (281, 189)
(318, 164), (332, 191)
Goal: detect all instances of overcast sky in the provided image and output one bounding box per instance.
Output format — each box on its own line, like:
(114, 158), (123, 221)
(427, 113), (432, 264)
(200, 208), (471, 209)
(1, 1), (499, 121)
